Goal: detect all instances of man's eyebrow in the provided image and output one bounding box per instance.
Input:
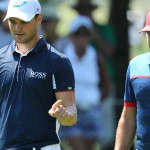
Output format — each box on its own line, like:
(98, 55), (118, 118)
(8, 18), (14, 21)
(22, 20), (30, 23)
(8, 18), (30, 23)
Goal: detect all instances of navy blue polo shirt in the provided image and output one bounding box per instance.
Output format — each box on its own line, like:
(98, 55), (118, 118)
(0, 38), (75, 149)
(124, 52), (150, 150)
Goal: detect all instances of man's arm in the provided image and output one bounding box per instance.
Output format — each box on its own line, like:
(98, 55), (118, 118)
(114, 106), (136, 150)
(48, 91), (77, 126)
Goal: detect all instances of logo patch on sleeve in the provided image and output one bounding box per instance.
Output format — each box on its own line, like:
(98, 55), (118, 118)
(68, 87), (73, 90)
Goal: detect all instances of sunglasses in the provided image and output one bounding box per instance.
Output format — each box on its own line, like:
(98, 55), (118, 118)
(72, 29), (90, 37)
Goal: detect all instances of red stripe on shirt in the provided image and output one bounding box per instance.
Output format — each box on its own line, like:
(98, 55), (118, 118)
(131, 75), (150, 80)
(55, 90), (74, 93)
(124, 102), (136, 107)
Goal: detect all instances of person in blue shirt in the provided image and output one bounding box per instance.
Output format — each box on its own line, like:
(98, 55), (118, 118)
(114, 11), (150, 150)
(0, 0), (77, 150)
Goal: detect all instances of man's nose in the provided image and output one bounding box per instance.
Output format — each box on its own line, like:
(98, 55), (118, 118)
(14, 24), (22, 30)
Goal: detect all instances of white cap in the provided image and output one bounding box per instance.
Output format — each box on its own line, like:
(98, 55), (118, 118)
(69, 15), (93, 34)
(3, 0), (41, 22)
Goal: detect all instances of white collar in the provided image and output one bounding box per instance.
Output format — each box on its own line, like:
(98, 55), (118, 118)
(15, 47), (34, 56)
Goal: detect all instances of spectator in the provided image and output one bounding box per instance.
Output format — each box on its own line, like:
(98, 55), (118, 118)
(0, 0), (13, 48)
(72, 0), (117, 64)
(59, 15), (110, 150)
(41, 4), (70, 52)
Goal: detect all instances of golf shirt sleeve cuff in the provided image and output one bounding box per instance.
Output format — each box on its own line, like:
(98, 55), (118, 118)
(124, 101), (136, 107)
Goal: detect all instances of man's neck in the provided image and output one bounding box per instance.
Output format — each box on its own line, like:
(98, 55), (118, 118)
(16, 36), (40, 54)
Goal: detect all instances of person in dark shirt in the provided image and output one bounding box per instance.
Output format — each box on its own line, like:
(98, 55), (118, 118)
(0, 0), (77, 150)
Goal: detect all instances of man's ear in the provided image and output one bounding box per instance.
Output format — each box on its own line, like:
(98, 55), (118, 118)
(37, 14), (43, 24)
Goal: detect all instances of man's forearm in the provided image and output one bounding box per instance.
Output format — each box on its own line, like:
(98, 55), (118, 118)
(114, 117), (136, 150)
(58, 105), (77, 126)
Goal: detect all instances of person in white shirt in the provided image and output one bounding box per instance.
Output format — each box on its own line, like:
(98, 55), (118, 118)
(59, 15), (110, 150)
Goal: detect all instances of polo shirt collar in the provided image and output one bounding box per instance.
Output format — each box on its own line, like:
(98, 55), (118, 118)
(10, 37), (47, 55)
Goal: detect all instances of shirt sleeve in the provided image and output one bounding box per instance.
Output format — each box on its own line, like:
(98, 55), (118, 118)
(53, 55), (75, 92)
(124, 65), (136, 107)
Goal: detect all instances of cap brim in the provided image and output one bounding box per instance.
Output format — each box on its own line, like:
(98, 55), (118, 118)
(3, 10), (35, 22)
(139, 26), (150, 33)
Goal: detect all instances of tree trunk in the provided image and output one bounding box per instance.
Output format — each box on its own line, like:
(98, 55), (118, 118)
(109, 0), (130, 99)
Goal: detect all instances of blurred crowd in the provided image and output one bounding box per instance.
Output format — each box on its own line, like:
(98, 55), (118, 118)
(0, 0), (13, 47)
(0, 0), (146, 150)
